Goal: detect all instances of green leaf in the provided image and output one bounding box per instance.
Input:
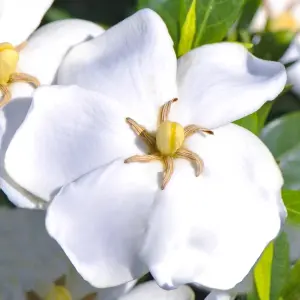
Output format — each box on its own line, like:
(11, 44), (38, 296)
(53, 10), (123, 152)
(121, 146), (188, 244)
(234, 102), (272, 135)
(178, 0), (197, 56)
(282, 260), (300, 300)
(260, 112), (300, 190)
(237, 0), (261, 30)
(138, 0), (245, 50)
(193, 0), (245, 47)
(270, 232), (290, 300)
(252, 233), (290, 300)
(254, 242), (273, 300)
(44, 7), (72, 22)
(235, 112), (259, 135)
(282, 190), (300, 224)
(253, 31), (295, 61)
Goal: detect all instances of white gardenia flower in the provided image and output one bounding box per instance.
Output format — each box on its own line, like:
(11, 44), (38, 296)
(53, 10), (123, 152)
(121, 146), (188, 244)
(4, 9), (287, 291)
(0, 0), (104, 207)
(0, 207), (135, 300)
(251, 0), (300, 95)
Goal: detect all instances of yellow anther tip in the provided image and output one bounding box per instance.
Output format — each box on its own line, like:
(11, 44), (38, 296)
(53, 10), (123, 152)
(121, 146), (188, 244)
(45, 286), (72, 300)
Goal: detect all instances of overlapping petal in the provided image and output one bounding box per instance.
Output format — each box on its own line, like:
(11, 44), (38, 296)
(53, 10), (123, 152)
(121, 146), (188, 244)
(16, 19), (104, 88)
(170, 43), (286, 129)
(5, 85), (141, 202)
(0, 208), (68, 291)
(58, 9), (177, 131)
(141, 124), (285, 290)
(46, 160), (161, 287)
(0, 0), (53, 45)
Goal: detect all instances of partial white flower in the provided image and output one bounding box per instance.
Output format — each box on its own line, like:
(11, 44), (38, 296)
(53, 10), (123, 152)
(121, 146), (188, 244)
(0, 0), (104, 207)
(251, 0), (300, 95)
(0, 207), (135, 300)
(4, 9), (287, 291)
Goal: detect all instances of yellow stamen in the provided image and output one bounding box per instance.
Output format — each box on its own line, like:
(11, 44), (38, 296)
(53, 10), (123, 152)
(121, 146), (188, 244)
(0, 42), (40, 107)
(45, 286), (72, 300)
(0, 43), (19, 85)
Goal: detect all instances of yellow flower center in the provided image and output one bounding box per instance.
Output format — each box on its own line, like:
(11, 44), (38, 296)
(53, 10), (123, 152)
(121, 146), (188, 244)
(0, 41), (40, 107)
(45, 286), (72, 300)
(156, 121), (185, 155)
(269, 11), (299, 32)
(125, 98), (214, 189)
(0, 43), (19, 85)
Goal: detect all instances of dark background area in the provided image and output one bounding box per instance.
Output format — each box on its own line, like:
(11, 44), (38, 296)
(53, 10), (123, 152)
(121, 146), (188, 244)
(49, 0), (137, 26)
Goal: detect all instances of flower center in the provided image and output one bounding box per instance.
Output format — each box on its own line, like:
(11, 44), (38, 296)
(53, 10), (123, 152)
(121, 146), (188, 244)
(0, 43), (19, 85)
(0, 42), (40, 107)
(125, 98), (214, 189)
(156, 121), (185, 155)
(269, 11), (299, 32)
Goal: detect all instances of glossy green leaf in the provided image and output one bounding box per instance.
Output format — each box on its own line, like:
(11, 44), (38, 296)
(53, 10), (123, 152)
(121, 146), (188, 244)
(252, 233), (290, 300)
(260, 112), (300, 190)
(178, 0), (197, 56)
(235, 112), (259, 134)
(282, 190), (300, 224)
(237, 0), (261, 30)
(281, 260), (300, 300)
(234, 102), (272, 135)
(193, 0), (245, 46)
(254, 242), (273, 300)
(138, 0), (245, 50)
(270, 232), (290, 300)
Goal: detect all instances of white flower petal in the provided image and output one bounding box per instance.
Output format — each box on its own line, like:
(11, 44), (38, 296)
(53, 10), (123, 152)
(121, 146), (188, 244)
(285, 60), (300, 96)
(58, 9), (177, 131)
(118, 281), (195, 300)
(172, 43), (286, 129)
(65, 266), (136, 300)
(0, 285), (26, 300)
(46, 159), (161, 287)
(16, 19), (104, 86)
(0, 0), (53, 45)
(0, 208), (68, 291)
(5, 85), (140, 202)
(0, 97), (33, 208)
(141, 124), (285, 290)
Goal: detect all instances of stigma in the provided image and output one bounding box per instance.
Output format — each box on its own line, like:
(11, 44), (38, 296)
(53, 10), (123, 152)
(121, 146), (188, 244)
(0, 42), (40, 107)
(156, 121), (185, 155)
